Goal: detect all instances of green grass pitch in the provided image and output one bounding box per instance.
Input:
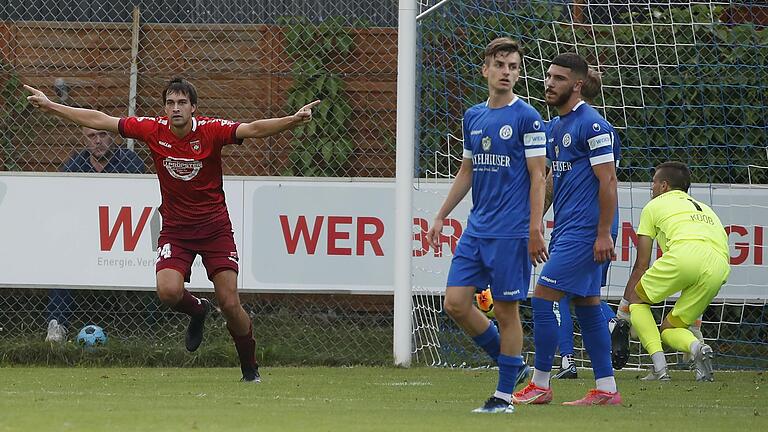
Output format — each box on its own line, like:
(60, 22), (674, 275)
(0, 367), (764, 431)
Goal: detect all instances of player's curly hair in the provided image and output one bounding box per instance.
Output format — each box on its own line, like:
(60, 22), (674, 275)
(655, 161), (692, 192)
(162, 77), (198, 106)
(484, 37), (524, 65)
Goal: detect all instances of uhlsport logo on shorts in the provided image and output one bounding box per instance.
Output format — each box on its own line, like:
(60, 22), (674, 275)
(499, 125), (513, 140)
(163, 157), (203, 181)
(482, 136), (492, 152)
(541, 275), (557, 284)
(562, 133), (572, 147)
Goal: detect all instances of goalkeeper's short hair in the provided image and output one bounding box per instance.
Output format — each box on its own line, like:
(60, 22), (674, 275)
(655, 161), (692, 192)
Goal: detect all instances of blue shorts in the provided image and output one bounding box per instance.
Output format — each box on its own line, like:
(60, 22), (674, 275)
(446, 234), (531, 302)
(538, 240), (602, 298)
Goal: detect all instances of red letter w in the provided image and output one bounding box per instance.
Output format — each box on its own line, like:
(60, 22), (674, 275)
(99, 206), (153, 251)
(280, 215), (324, 254)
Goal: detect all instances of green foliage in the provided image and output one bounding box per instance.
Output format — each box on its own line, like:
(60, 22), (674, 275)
(0, 59), (31, 171)
(419, 2), (768, 184)
(279, 17), (357, 177)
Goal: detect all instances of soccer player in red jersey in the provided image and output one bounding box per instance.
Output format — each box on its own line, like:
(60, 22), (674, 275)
(25, 78), (320, 382)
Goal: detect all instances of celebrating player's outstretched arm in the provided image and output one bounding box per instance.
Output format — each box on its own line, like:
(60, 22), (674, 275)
(235, 100), (321, 139)
(24, 84), (120, 132)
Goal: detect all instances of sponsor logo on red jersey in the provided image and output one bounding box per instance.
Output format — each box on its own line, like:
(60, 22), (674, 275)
(163, 157), (203, 181)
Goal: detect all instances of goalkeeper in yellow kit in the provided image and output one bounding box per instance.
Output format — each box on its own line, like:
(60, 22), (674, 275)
(612, 161), (730, 381)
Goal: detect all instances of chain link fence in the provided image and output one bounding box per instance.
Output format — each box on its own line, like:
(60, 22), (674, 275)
(0, 288), (393, 365)
(1, 1), (399, 176)
(1, 0), (400, 365)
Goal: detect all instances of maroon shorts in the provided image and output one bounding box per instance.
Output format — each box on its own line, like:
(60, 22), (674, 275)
(155, 230), (239, 282)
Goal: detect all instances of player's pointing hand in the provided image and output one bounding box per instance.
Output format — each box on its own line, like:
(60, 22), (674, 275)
(294, 100), (321, 124)
(24, 84), (53, 111)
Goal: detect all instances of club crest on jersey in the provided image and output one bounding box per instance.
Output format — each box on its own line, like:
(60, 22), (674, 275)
(499, 125), (513, 140)
(592, 123), (601, 132)
(190, 140), (202, 155)
(562, 133), (572, 147)
(482, 136), (492, 152)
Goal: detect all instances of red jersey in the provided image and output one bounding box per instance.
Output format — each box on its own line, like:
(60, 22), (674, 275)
(119, 116), (242, 238)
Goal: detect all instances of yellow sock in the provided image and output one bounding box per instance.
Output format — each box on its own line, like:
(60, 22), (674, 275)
(630, 303), (662, 355)
(661, 328), (698, 354)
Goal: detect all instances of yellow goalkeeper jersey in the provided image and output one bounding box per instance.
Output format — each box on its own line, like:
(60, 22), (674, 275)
(637, 189), (729, 261)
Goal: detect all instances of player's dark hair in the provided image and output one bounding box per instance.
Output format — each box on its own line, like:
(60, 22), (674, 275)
(581, 68), (602, 102)
(655, 161), (692, 192)
(484, 37), (524, 65)
(551, 53), (589, 78)
(162, 77), (198, 106)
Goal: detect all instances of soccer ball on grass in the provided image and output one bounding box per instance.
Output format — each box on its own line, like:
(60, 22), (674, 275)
(76, 324), (108, 349)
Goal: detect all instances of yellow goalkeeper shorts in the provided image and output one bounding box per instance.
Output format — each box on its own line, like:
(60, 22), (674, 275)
(639, 242), (730, 326)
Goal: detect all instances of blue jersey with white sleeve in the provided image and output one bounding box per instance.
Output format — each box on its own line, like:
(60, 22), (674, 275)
(462, 97), (547, 239)
(546, 101), (618, 244)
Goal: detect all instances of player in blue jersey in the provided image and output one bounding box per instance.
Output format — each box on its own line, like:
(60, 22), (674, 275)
(550, 68), (618, 379)
(514, 53), (622, 406)
(426, 38), (548, 414)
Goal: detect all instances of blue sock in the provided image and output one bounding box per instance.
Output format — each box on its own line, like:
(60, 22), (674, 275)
(600, 300), (616, 322)
(557, 297), (574, 356)
(575, 304), (614, 379)
(532, 297), (558, 372)
(496, 354), (524, 395)
(472, 321), (500, 363)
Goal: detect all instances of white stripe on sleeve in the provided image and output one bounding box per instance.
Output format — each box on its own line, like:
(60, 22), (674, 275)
(525, 147), (547, 158)
(590, 153), (615, 166)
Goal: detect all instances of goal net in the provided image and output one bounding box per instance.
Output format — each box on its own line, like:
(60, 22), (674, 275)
(411, 0), (768, 370)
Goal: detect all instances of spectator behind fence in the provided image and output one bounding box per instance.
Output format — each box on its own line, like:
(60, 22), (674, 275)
(45, 124), (146, 342)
